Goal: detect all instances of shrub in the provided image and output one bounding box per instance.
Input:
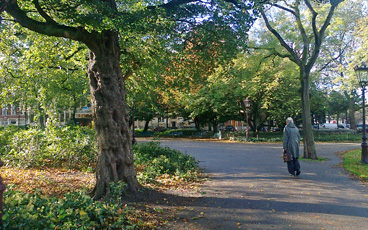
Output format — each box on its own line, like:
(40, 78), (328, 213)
(1, 125), (97, 171)
(0, 130), (201, 228)
(0, 126), (20, 157)
(153, 129), (199, 137)
(1, 182), (136, 229)
(133, 142), (199, 182)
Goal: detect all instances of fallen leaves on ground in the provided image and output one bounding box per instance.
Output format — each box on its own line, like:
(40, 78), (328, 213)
(0, 166), (204, 229)
(2, 167), (95, 197)
(153, 174), (202, 191)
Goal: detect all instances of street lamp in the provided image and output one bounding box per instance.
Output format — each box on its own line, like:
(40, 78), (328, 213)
(244, 97), (251, 141)
(355, 62), (368, 164)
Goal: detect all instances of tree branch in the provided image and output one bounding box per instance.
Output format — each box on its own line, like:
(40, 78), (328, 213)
(318, 39), (350, 72)
(48, 66), (80, 72)
(148, 0), (197, 10)
(151, 0), (255, 11)
(272, 3), (296, 16)
(33, 0), (56, 24)
(64, 46), (85, 61)
(4, 66), (19, 79)
(294, 1), (309, 63)
(259, 7), (301, 65)
(304, 0), (319, 51)
(5, 1), (98, 50)
(0, 0), (9, 14)
(318, 51), (343, 72)
(306, 0), (340, 70)
(248, 46), (294, 60)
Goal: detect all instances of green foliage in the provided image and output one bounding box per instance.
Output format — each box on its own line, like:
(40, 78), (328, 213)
(0, 126), (202, 180)
(133, 142), (199, 182)
(2, 182), (136, 229)
(0, 129), (201, 228)
(0, 125), (97, 171)
(230, 130), (361, 143)
(154, 129), (199, 137)
(0, 24), (89, 123)
(0, 126), (20, 155)
(327, 90), (349, 119)
(343, 149), (368, 180)
(313, 131), (361, 142)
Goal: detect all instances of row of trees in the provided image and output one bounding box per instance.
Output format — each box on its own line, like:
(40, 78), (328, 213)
(129, 0), (366, 137)
(0, 0), (367, 199)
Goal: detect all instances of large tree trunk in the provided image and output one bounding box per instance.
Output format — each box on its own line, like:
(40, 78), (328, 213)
(194, 117), (201, 132)
(212, 121), (218, 133)
(144, 119), (150, 132)
(88, 31), (140, 200)
(301, 69), (317, 159)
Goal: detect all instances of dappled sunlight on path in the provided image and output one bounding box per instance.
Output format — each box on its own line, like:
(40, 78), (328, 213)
(156, 141), (368, 230)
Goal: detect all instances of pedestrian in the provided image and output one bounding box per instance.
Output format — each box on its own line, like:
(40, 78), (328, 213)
(283, 117), (301, 177)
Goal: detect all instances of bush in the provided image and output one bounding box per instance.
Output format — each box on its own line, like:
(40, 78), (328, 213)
(0, 125), (97, 171)
(0, 129), (201, 228)
(153, 129), (200, 137)
(313, 132), (361, 142)
(133, 142), (199, 182)
(230, 130), (361, 143)
(2, 182), (136, 229)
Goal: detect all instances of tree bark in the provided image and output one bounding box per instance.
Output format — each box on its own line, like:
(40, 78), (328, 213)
(194, 117), (201, 132)
(301, 69), (317, 159)
(88, 31), (140, 200)
(212, 121), (218, 133)
(144, 119), (150, 132)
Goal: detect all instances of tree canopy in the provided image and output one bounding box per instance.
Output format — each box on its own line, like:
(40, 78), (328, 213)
(1, 0), (259, 200)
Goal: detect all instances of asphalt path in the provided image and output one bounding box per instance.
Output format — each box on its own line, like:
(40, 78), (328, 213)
(148, 139), (368, 230)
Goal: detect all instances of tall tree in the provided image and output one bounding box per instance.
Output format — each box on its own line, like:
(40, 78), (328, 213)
(2, 0), (256, 200)
(0, 24), (89, 126)
(317, 0), (365, 130)
(256, 0), (344, 159)
(327, 90), (349, 123)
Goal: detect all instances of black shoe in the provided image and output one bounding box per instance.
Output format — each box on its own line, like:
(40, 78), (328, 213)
(296, 171), (301, 176)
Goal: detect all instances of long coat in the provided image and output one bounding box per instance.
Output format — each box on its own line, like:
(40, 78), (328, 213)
(283, 123), (300, 158)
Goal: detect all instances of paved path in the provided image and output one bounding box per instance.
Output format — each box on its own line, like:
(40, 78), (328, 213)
(151, 140), (368, 230)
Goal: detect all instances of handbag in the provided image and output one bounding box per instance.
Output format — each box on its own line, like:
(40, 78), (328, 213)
(283, 149), (293, 162)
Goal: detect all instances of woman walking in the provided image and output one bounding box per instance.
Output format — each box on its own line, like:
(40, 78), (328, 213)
(283, 117), (301, 177)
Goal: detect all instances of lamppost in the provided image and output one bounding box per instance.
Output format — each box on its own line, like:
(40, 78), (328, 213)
(355, 62), (368, 164)
(244, 97), (251, 141)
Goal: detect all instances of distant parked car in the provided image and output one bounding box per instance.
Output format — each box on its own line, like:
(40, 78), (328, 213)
(319, 123), (349, 130)
(357, 124), (367, 132)
(225, 125), (236, 131)
(271, 127), (281, 132)
(153, 127), (167, 132)
(259, 126), (268, 131)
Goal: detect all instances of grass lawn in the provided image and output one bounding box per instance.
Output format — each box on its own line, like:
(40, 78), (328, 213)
(343, 149), (368, 181)
(299, 157), (328, 162)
